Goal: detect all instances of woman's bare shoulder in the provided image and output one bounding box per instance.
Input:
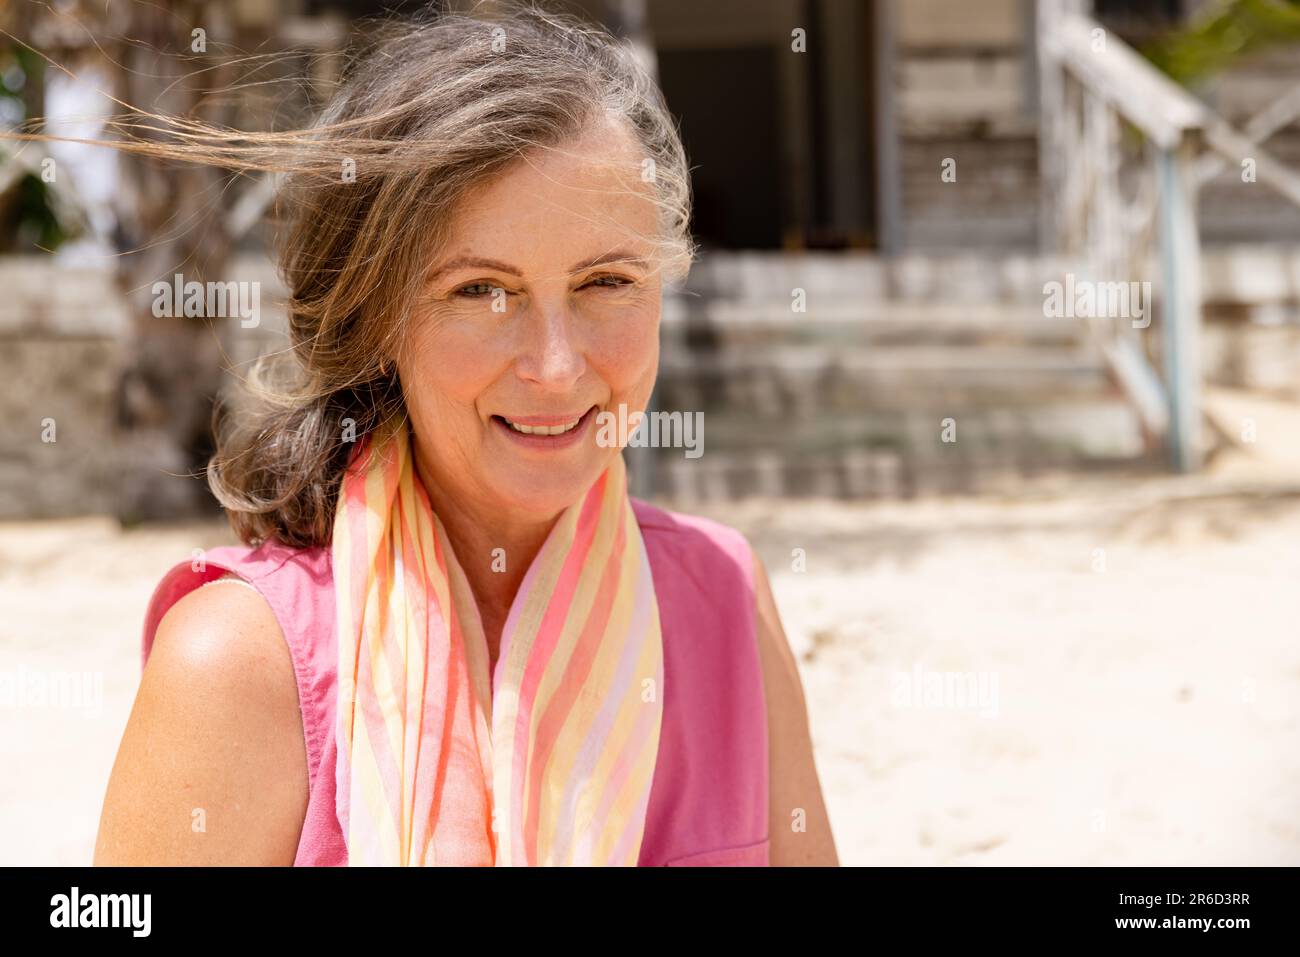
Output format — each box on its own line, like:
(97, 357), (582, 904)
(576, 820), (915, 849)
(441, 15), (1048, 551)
(751, 553), (841, 866)
(94, 578), (308, 865)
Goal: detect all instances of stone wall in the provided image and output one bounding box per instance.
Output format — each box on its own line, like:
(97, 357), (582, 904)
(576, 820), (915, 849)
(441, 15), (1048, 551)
(0, 259), (128, 517)
(0, 254), (289, 519)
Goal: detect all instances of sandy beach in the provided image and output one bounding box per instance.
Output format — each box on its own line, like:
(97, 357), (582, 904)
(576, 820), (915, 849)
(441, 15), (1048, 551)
(2, 462), (1299, 866)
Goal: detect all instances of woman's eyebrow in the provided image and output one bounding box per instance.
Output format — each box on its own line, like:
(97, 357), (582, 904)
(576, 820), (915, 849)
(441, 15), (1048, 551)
(569, 250), (648, 272)
(428, 250), (648, 280)
(427, 256), (520, 279)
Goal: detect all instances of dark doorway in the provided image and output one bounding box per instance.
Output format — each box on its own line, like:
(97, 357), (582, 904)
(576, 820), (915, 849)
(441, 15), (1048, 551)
(656, 46), (785, 250)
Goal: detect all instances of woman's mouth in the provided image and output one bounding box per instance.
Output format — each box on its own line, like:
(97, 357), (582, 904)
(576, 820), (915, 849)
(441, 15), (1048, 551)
(491, 405), (598, 450)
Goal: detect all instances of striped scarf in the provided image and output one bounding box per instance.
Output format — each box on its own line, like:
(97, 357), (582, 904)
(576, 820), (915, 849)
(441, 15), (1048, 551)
(330, 416), (663, 866)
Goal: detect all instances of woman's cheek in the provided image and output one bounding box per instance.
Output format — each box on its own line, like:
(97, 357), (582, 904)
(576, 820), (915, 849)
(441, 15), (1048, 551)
(410, 318), (508, 406)
(588, 300), (660, 395)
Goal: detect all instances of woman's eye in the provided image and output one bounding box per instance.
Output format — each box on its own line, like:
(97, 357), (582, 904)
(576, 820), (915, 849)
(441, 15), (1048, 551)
(451, 276), (632, 299)
(584, 274), (632, 290)
(455, 281), (499, 298)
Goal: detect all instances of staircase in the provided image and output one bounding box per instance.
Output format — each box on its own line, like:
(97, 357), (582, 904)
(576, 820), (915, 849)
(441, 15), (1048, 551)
(643, 252), (1157, 502)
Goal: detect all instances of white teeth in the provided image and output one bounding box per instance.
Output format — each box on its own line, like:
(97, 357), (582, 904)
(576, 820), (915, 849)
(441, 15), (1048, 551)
(504, 416), (581, 436)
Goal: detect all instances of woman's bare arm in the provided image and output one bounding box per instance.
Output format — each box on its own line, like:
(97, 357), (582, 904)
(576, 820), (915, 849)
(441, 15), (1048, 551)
(94, 580), (308, 865)
(753, 554), (840, 866)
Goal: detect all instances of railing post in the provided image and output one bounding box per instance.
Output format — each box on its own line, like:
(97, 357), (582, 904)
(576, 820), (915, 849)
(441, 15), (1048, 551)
(1036, 0), (1065, 252)
(1157, 134), (1204, 473)
(1035, 0), (1091, 252)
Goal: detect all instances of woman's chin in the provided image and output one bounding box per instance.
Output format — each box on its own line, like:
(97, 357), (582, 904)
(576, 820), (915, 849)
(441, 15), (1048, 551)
(485, 458), (608, 518)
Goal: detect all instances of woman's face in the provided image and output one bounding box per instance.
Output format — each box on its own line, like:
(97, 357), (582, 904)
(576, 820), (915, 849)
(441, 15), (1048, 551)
(398, 117), (662, 522)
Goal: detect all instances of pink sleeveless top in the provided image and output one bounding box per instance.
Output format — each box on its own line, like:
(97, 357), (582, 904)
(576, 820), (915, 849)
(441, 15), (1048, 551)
(141, 498), (769, 866)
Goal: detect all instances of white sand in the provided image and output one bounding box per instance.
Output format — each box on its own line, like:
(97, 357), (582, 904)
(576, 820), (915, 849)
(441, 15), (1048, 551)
(2, 459), (1298, 865)
(702, 473), (1300, 865)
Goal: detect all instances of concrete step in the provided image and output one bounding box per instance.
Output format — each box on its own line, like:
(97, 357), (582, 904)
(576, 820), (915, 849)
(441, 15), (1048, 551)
(662, 300), (1087, 348)
(656, 343), (1115, 413)
(672, 246), (1300, 313)
(673, 251), (1071, 305)
(657, 399), (1141, 457)
(631, 389), (1151, 502)
(637, 437), (1161, 503)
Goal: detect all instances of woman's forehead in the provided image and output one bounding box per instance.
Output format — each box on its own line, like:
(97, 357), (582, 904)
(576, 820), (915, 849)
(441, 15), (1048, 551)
(468, 120), (650, 210)
(441, 132), (659, 270)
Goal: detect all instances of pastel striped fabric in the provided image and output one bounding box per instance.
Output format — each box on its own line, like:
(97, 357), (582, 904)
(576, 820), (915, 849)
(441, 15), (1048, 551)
(330, 417), (663, 866)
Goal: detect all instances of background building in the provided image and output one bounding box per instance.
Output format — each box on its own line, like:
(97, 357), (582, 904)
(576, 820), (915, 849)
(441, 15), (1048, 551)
(6, 0), (1300, 515)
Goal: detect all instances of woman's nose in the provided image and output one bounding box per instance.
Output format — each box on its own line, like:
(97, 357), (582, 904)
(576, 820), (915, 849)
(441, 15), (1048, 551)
(515, 300), (586, 392)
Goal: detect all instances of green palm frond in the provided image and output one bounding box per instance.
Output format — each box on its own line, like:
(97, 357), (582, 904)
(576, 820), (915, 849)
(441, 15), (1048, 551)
(1144, 0), (1300, 85)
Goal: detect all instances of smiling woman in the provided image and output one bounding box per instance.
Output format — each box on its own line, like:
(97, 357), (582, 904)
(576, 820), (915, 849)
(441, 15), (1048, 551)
(74, 1), (838, 868)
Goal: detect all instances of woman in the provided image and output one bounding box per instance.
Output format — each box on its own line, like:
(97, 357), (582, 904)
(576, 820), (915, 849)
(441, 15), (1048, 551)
(92, 4), (837, 866)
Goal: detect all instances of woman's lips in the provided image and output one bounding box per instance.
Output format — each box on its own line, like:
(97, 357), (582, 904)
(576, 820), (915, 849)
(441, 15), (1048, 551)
(492, 405), (598, 450)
